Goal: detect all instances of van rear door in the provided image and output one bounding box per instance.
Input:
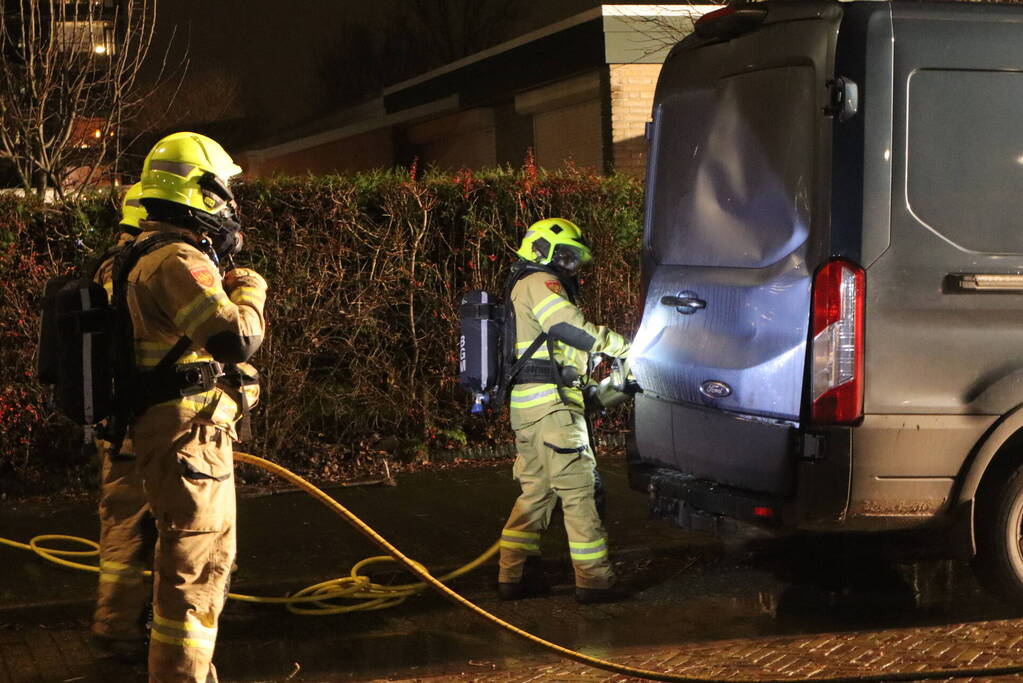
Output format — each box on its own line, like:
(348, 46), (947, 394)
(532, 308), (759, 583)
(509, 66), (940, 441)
(632, 2), (841, 494)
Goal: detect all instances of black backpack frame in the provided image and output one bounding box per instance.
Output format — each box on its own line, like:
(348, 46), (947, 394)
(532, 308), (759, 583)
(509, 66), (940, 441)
(38, 233), (207, 448)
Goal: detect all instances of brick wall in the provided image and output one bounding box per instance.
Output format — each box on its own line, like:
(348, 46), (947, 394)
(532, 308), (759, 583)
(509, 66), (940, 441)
(609, 63), (662, 180)
(533, 98), (604, 171)
(403, 108), (497, 170)
(244, 128), (394, 177)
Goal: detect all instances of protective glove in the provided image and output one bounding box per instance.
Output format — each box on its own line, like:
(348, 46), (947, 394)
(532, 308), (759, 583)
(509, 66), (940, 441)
(223, 268), (268, 312)
(223, 267), (267, 294)
(608, 357), (641, 394)
(591, 376), (632, 410)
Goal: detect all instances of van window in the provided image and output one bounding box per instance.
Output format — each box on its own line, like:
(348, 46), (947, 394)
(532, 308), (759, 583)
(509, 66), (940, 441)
(648, 65), (815, 268)
(907, 70), (1023, 254)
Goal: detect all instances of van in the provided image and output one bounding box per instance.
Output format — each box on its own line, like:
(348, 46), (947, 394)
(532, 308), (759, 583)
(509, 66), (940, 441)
(628, 0), (1023, 602)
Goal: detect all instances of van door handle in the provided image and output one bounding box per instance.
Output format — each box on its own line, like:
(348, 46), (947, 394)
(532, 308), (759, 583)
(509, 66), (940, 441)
(661, 293), (706, 314)
(952, 273), (1023, 292)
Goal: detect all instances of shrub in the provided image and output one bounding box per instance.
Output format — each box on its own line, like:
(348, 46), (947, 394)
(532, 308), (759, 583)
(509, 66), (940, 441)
(0, 165), (643, 493)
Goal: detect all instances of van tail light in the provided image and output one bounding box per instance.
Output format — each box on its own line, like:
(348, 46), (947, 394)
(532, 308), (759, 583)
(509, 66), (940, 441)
(810, 259), (864, 425)
(694, 5), (768, 40)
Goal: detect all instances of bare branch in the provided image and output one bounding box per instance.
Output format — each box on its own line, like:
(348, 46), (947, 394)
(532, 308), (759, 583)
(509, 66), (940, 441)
(0, 0), (175, 199)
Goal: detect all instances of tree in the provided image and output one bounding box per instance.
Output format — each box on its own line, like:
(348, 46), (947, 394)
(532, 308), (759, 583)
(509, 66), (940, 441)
(0, 0), (169, 198)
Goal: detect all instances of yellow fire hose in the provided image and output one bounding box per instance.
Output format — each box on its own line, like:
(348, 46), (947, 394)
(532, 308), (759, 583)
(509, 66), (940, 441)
(4, 450), (1023, 682)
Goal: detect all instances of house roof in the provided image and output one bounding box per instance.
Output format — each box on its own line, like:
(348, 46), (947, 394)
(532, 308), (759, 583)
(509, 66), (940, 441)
(241, 4), (718, 162)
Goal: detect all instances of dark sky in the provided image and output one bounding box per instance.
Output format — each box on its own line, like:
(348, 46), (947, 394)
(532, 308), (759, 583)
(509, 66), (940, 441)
(150, 0), (621, 143)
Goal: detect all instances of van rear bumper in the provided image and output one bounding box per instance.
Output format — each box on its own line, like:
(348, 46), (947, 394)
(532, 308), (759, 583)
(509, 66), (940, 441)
(631, 393), (800, 496)
(627, 393), (853, 531)
(630, 465), (786, 532)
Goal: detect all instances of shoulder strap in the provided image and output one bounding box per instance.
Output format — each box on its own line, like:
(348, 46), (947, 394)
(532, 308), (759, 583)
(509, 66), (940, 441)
(507, 260), (579, 303)
(105, 232), (202, 448)
(496, 261), (557, 405)
(81, 243), (126, 285)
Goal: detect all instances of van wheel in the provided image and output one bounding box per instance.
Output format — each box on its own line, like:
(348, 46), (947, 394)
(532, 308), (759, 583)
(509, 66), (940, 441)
(974, 464), (1023, 605)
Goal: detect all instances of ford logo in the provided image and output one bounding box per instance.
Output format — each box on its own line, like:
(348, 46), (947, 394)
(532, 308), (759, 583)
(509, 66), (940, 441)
(700, 380), (732, 399)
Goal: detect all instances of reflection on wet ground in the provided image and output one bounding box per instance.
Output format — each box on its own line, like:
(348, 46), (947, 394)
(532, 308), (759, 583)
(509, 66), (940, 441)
(207, 537), (1019, 681)
(4, 458), (1021, 682)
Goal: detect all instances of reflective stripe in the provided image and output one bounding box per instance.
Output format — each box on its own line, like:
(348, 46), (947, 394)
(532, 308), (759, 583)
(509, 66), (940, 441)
(532, 293), (568, 323)
(174, 289), (228, 338)
(500, 529), (541, 552)
(99, 560), (144, 584)
(536, 299), (571, 326)
(502, 529), (540, 540)
(150, 613), (217, 650)
(500, 539), (540, 551)
(516, 340), (550, 360)
(174, 393), (237, 423)
(149, 160), (197, 177)
(152, 388), (217, 413)
(231, 292), (263, 309)
(173, 288), (220, 326)
(136, 348), (210, 368)
(124, 197), (143, 207)
(99, 572), (144, 584)
(509, 385), (559, 408)
(569, 539), (608, 562)
(150, 630), (216, 649)
(602, 332), (628, 358)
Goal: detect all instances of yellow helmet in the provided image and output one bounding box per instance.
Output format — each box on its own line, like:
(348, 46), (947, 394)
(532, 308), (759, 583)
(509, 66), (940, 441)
(139, 132), (241, 221)
(516, 218), (592, 268)
(120, 182), (146, 233)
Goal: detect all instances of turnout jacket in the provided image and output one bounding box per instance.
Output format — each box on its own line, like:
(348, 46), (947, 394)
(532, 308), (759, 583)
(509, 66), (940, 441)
(96, 221), (266, 438)
(509, 270), (629, 430)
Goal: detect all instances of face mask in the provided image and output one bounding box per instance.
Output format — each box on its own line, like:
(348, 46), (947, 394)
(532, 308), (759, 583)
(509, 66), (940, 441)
(551, 245), (584, 276)
(211, 227), (243, 260)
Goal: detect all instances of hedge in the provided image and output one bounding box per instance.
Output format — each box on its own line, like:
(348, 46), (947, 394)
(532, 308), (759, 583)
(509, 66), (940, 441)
(0, 163), (644, 494)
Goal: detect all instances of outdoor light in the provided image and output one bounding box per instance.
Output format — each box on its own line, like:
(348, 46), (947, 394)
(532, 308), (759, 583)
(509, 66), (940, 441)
(93, 129), (102, 138)
(93, 44), (107, 54)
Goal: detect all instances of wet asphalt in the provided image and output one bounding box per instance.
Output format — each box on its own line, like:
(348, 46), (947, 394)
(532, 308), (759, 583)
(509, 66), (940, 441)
(1, 455), (1020, 682)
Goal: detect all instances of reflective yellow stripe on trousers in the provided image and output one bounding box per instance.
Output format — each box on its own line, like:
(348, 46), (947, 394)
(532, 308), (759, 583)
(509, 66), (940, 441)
(569, 538), (608, 562)
(150, 613), (217, 650)
(99, 559), (145, 584)
(500, 528), (541, 552)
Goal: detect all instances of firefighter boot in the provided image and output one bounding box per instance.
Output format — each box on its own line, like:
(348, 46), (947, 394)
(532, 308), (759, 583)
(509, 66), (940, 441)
(575, 580), (631, 605)
(498, 557), (549, 600)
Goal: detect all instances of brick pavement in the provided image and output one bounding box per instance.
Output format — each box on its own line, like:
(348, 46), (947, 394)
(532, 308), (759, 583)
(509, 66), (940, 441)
(398, 618), (1023, 683)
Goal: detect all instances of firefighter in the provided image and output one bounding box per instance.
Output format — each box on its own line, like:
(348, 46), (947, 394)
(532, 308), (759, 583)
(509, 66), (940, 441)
(90, 183), (156, 663)
(99, 132), (266, 683)
(91, 182), (262, 670)
(498, 218), (631, 604)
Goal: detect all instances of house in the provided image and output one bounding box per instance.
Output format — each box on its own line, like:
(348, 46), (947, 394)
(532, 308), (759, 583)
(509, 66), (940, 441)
(239, 5), (719, 180)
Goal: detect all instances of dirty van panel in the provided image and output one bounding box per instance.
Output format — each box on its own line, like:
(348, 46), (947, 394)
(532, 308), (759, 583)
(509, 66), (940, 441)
(631, 2), (841, 496)
(866, 5), (1023, 419)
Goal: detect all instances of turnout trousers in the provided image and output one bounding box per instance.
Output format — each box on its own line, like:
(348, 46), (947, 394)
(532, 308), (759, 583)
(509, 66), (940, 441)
(499, 410), (615, 590)
(131, 411), (237, 683)
(93, 437), (156, 643)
